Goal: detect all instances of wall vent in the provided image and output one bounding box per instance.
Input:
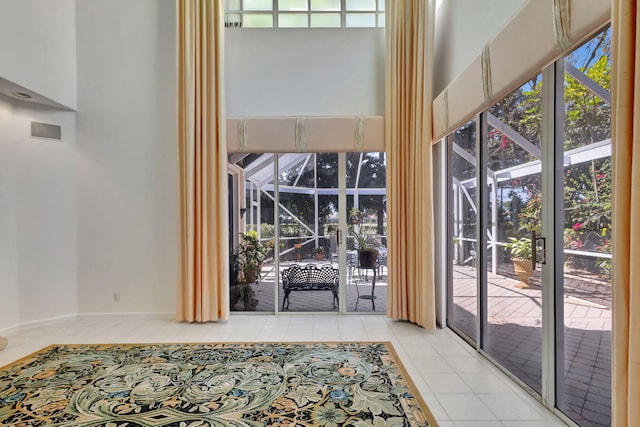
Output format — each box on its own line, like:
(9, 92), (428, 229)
(30, 121), (62, 140)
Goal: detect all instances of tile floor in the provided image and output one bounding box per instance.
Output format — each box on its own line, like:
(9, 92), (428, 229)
(0, 314), (569, 426)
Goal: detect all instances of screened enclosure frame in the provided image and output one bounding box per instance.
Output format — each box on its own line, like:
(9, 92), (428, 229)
(234, 152), (387, 251)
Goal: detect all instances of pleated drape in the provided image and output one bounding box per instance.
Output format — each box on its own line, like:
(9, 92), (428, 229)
(385, 0), (437, 329)
(612, 1), (640, 424)
(177, 0), (229, 322)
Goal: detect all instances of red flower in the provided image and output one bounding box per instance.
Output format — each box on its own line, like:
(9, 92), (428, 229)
(572, 223), (583, 231)
(596, 173), (606, 179)
(500, 135), (509, 149)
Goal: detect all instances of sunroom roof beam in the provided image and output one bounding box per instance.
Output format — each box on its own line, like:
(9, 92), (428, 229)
(494, 160), (542, 182)
(453, 177), (478, 213)
(452, 142), (477, 166)
(452, 143), (496, 178)
(244, 154), (275, 178)
(293, 154), (312, 187)
(487, 112), (542, 160)
(355, 152), (364, 191)
(229, 153), (250, 164)
(262, 183), (386, 196)
(563, 138), (611, 165)
(261, 189), (314, 235)
(277, 154), (310, 181)
(564, 60), (611, 104)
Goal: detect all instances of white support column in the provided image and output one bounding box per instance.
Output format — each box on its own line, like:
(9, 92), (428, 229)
(238, 171), (245, 241)
(314, 184), (319, 248)
(256, 182), (262, 237)
(491, 177), (498, 274)
(453, 184), (459, 263)
(457, 184), (464, 263)
(338, 153), (347, 313)
(249, 181), (255, 232)
(274, 155), (280, 313)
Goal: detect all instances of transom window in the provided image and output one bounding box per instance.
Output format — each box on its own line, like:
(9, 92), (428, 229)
(225, 0), (385, 28)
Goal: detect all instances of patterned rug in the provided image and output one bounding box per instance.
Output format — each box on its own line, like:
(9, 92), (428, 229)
(0, 342), (437, 426)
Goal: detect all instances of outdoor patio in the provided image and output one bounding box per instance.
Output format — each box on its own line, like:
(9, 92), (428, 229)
(232, 259), (387, 313)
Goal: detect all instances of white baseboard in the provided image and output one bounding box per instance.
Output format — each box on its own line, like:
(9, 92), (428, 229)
(0, 312), (176, 336)
(77, 312), (175, 321)
(0, 314), (78, 336)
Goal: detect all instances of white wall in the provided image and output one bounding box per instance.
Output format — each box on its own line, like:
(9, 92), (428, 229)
(433, 0), (527, 95)
(225, 28), (385, 116)
(75, 0), (178, 314)
(0, 0), (77, 110)
(0, 97), (78, 331)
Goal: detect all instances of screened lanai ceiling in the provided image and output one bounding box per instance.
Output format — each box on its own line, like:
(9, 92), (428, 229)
(456, 138), (612, 188)
(229, 152), (387, 195)
(241, 153), (309, 186)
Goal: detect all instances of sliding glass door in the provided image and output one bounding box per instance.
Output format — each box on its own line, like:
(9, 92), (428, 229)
(557, 27), (612, 426)
(448, 121), (478, 341)
(446, 27), (612, 427)
(229, 152), (386, 314)
(483, 75), (544, 395)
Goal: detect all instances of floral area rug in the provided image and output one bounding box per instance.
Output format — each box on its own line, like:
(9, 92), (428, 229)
(0, 342), (437, 426)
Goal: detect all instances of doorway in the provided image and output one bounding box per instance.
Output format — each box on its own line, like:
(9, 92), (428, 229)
(229, 152), (387, 314)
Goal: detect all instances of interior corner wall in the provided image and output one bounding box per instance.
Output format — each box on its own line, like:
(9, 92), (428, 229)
(433, 0), (527, 95)
(225, 28), (385, 116)
(0, 97), (78, 331)
(75, 0), (178, 315)
(0, 0), (77, 110)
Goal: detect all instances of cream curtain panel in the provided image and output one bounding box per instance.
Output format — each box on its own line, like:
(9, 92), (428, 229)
(177, 0), (229, 322)
(385, 0), (436, 329)
(612, 1), (640, 424)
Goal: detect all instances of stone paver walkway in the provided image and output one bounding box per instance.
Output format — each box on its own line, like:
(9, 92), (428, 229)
(232, 260), (387, 313)
(450, 265), (611, 427)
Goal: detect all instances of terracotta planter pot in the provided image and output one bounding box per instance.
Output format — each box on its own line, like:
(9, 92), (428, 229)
(358, 250), (378, 269)
(512, 258), (533, 288)
(293, 243), (302, 261)
(243, 269), (259, 284)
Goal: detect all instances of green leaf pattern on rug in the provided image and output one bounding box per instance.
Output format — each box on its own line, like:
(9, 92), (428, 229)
(0, 342), (434, 426)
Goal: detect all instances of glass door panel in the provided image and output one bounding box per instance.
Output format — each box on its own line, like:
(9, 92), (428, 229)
(557, 27), (612, 426)
(484, 76), (544, 394)
(232, 153), (277, 312)
(278, 153), (339, 312)
(449, 120), (478, 341)
(346, 152), (387, 313)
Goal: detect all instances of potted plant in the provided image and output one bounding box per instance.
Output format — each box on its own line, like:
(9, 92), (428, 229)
(314, 246), (325, 261)
(352, 230), (378, 268)
(506, 236), (533, 289)
(230, 231), (269, 310)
